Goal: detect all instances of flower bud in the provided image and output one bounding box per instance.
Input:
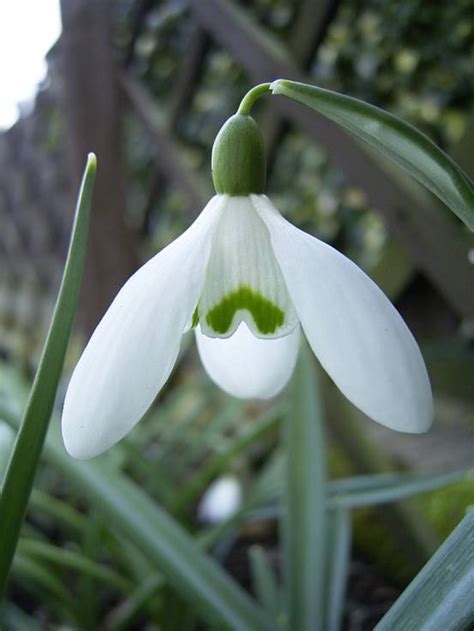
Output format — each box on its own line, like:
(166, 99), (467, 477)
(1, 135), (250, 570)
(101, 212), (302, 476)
(211, 114), (266, 195)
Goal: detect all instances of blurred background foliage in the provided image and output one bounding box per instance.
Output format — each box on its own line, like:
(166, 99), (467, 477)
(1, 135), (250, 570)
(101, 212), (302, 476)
(0, 0), (473, 628)
(123, 0), (473, 252)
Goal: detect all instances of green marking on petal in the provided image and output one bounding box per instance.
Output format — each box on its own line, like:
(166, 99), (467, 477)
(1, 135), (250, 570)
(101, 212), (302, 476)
(192, 306), (200, 328)
(205, 285), (285, 335)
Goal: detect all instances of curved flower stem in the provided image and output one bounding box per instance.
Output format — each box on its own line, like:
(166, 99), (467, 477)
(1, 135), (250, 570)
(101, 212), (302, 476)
(237, 83), (271, 115)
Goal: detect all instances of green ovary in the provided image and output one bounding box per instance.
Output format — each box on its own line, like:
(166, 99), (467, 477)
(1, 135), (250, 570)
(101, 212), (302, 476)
(205, 285), (285, 335)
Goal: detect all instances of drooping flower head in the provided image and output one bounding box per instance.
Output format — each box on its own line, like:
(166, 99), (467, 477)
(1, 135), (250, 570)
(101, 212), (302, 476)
(62, 86), (432, 459)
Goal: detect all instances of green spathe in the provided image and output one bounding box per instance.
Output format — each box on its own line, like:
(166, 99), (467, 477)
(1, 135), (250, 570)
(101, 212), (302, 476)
(205, 285), (285, 335)
(212, 114), (266, 196)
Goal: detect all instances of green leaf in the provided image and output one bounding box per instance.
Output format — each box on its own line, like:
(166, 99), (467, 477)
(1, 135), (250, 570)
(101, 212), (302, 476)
(29, 489), (86, 534)
(328, 469), (470, 509)
(1, 402), (272, 631)
(18, 539), (131, 593)
(271, 80), (474, 230)
(324, 508), (351, 631)
(12, 554), (78, 623)
(248, 545), (282, 625)
(0, 154), (97, 599)
(105, 574), (163, 630)
(375, 509), (474, 630)
(282, 347), (326, 630)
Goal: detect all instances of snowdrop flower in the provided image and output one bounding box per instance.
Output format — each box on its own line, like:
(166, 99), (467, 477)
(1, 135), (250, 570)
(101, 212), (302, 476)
(62, 96), (432, 459)
(198, 476), (242, 524)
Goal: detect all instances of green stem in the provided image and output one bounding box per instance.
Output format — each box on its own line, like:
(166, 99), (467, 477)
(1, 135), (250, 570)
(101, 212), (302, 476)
(0, 154), (96, 600)
(237, 83), (271, 115)
(283, 346), (326, 630)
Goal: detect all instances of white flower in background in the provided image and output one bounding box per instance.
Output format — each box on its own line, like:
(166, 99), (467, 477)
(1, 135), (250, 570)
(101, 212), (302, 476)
(62, 110), (433, 459)
(198, 476), (242, 524)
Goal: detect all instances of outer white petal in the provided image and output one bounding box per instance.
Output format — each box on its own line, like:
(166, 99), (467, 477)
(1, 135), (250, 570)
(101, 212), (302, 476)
(253, 195), (433, 433)
(196, 322), (300, 400)
(62, 197), (224, 459)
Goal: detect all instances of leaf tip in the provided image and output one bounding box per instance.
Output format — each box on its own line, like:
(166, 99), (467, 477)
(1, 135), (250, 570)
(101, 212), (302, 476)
(86, 152), (97, 172)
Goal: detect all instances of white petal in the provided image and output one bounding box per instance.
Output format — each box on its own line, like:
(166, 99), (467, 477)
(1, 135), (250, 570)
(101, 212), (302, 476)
(62, 197), (224, 459)
(253, 195), (433, 433)
(196, 322), (300, 400)
(197, 196), (298, 339)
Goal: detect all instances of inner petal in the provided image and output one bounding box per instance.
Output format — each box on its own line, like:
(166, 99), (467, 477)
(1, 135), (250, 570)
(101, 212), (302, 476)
(197, 196), (298, 339)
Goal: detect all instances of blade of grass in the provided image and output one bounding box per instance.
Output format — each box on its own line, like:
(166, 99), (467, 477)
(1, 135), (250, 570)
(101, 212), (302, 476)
(248, 545), (283, 626)
(12, 554), (78, 623)
(324, 508), (352, 631)
(248, 461), (467, 508)
(282, 347), (326, 630)
(271, 80), (474, 229)
(29, 489), (86, 534)
(18, 538), (132, 593)
(328, 469), (470, 509)
(104, 573), (163, 630)
(77, 511), (102, 628)
(108, 537), (165, 625)
(0, 154), (96, 599)
(375, 509), (474, 630)
(239, 456), (467, 512)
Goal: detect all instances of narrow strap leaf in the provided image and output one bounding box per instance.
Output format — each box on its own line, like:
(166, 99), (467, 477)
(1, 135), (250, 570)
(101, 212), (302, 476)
(248, 545), (283, 624)
(282, 346), (326, 630)
(0, 154), (96, 599)
(324, 508), (352, 631)
(327, 469), (469, 509)
(375, 510), (474, 630)
(17, 538), (132, 593)
(271, 80), (474, 230)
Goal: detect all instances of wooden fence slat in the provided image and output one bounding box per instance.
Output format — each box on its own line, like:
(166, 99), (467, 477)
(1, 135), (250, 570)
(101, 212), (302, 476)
(190, 0), (474, 320)
(59, 0), (140, 331)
